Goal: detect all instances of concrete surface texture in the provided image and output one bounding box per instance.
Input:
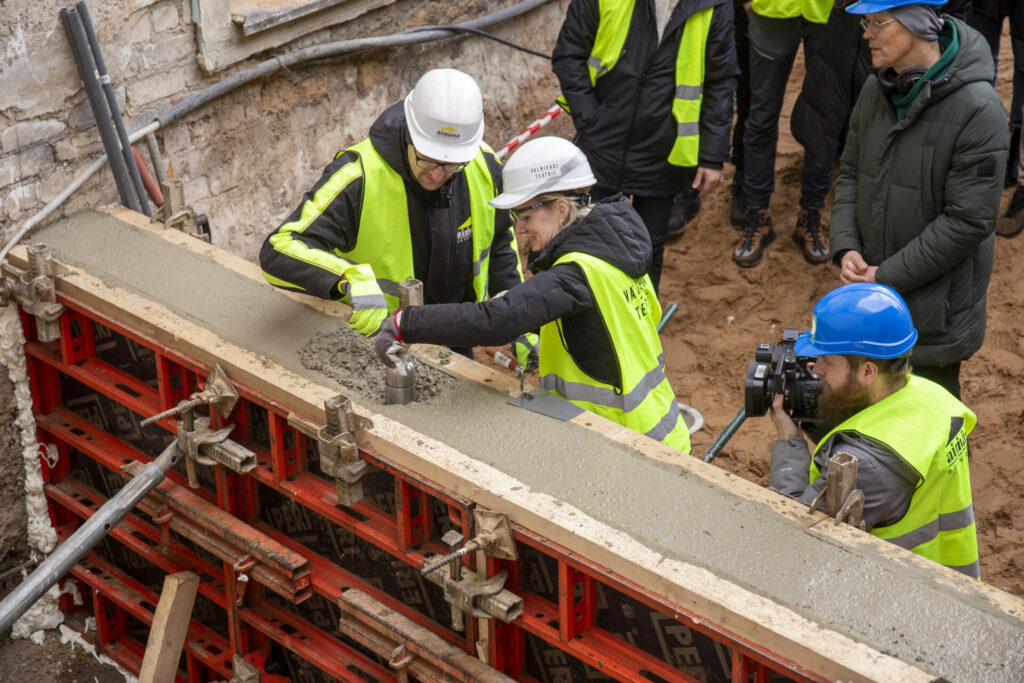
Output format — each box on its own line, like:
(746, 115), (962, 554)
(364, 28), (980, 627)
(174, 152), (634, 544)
(28, 210), (1024, 682)
(0, 0), (571, 259)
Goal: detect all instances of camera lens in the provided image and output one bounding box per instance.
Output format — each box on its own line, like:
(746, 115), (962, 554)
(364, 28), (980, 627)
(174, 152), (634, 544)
(744, 360), (771, 416)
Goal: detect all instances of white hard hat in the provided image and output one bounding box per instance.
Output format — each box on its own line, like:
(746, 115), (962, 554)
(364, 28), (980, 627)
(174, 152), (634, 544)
(403, 68), (484, 164)
(490, 137), (596, 209)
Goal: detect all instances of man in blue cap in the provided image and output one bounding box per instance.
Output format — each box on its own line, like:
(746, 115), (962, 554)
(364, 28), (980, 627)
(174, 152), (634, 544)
(770, 283), (980, 578)
(829, 0), (1007, 399)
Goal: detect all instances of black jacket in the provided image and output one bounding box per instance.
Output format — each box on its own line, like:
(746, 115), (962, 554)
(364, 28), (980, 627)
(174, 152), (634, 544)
(400, 195), (652, 388)
(259, 103), (521, 305)
(552, 0), (738, 197)
(790, 10), (871, 170)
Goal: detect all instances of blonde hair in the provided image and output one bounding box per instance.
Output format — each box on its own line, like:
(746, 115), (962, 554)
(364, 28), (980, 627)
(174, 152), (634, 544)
(534, 191), (593, 230)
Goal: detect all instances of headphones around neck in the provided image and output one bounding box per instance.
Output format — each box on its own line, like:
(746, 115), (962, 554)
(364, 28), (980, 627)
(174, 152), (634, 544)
(879, 66), (928, 95)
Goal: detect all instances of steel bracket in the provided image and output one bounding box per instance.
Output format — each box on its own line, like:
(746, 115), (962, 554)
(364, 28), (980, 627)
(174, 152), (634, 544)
(445, 568), (511, 620)
(0, 244), (67, 342)
(177, 416), (256, 475)
(231, 653), (260, 683)
(289, 394), (373, 506)
(160, 179), (207, 241)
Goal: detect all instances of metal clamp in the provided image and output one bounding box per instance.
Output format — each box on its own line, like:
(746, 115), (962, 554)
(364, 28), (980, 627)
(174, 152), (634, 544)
(289, 394), (373, 507)
(0, 244), (67, 342)
(419, 509), (522, 630)
(141, 363), (240, 427)
(159, 179), (206, 240)
(809, 450), (866, 531)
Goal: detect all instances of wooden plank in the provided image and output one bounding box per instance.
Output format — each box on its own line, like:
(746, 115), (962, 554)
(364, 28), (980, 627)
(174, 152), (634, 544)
(138, 571), (200, 683)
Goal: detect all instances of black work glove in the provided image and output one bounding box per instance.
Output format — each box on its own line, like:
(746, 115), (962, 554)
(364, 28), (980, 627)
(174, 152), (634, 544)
(374, 311), (403, 369)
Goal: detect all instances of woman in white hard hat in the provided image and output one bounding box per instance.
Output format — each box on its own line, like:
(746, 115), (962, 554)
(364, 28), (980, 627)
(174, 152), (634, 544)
(374, 137), (690, 452)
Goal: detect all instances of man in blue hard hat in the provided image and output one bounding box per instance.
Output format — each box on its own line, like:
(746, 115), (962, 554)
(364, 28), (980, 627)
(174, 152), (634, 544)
(829, 0), (1007, 399)
(770, 283), (980, 578)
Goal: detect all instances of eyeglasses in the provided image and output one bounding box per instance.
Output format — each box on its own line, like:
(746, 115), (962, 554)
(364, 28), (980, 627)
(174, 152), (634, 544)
(413, 152), (466, 174)
(859, 16), (897, 32)
(510, 198), (557, 223)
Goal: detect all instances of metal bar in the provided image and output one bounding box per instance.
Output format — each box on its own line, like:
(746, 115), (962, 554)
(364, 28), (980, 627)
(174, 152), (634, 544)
(702, 407), (746, 463)
(75, 1), (151, 216)
(0, 441), (181, 638)
(243, 600), (393, 682)
(338, 588), (516, 682)
(67, 553), (234, 678)
(59, 7), (140, 211)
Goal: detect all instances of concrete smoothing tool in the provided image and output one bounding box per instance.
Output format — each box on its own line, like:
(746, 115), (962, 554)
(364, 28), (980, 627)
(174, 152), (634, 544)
(485, 346), (585, 421)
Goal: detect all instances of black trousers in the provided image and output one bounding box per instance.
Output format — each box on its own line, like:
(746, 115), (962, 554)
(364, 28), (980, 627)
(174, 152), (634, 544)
(912, 363), (962, 399)
(591, 186), (675, 294)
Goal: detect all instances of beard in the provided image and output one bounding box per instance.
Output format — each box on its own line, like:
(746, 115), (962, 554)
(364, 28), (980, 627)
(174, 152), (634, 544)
(817, 374), (873, 432)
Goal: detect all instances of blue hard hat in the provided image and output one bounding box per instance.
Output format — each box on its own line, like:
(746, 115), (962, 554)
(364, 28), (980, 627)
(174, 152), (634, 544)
(794, 283), (918, 359)
(846, 0), (943, 14)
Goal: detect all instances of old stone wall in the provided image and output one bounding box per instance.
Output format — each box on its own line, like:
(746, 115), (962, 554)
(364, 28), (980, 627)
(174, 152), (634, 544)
(0, 0), (572, 565)
(1, 0), (573, 260)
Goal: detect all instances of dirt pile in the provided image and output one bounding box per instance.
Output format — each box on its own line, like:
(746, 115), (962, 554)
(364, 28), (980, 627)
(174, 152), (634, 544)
(653, 42), (1024, 596)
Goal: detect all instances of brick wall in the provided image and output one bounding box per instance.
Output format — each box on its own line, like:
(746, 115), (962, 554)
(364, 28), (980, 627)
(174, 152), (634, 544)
(0, 0), (573, 261)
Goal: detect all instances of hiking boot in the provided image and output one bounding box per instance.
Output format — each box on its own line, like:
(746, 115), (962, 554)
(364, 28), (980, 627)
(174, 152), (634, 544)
(996, 185), (1024, 238)
(730, 176), (747, 228)
(733, 209), (775, 267)
(792, 209), (831, 264)
(667, 192), (702, 238)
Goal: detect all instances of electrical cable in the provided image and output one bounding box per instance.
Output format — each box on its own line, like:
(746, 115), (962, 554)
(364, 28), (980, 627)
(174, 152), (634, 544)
(401, 25), (551, 60)
(2, 0), (553, 260)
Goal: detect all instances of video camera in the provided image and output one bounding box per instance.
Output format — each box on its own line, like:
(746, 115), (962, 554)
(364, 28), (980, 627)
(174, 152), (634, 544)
(744, 328), (824, 423)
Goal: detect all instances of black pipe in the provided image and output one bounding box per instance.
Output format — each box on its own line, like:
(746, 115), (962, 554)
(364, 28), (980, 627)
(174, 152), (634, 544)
(156, 0), (550, 128)
(702, 407), (746, 463)
(60, 8), (141, 212)
(76, 1), (152, 217)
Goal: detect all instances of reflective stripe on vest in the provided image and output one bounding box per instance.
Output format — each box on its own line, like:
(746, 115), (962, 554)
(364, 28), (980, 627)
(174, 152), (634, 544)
(557, 1), (712, 166)
(751, 0), (831, 23)
(668, 7), (712, 167)
(811, 375), (979, 577)
(339, 138), (502, 312)
(538, 251), (690, 452)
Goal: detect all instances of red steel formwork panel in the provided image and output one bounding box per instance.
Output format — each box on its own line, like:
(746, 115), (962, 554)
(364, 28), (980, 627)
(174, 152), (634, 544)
(19, 295), (823, 683)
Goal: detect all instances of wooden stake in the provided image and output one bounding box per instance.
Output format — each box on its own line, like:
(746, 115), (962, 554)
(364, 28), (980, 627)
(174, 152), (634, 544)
(139, 571), (200, 683)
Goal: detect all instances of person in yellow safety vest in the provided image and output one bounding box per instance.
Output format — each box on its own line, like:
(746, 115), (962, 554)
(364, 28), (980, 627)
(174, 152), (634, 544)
(770, 283), (980, 578)
(552, 0), (739, 294)
(372, 138), (692, 452)
(732, 0), (834, 267)
(258, 68), (535, 364)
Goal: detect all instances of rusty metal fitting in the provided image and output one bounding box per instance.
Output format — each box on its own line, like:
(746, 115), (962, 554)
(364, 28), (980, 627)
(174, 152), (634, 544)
(0, 244), (67, 342)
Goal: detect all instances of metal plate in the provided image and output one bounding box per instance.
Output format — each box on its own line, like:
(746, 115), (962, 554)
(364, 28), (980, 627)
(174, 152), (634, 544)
(506, 387), (584, 421)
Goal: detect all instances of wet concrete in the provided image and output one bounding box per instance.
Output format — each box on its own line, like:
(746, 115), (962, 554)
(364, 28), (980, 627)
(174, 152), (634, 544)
(27, 212), (1024, 681)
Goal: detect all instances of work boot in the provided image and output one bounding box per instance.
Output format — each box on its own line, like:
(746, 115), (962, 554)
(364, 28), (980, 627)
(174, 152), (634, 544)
(996, 185), (1024, 238)
(730, 175), (747, 228)
(732, 209), (775, 267)
(792, 209), (831, 264)
(667, 191), (702, 237)
(1006, 127), (1021, 188)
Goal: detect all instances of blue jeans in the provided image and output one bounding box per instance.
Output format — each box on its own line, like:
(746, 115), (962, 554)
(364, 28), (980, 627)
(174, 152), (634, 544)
(742, 11), (828, 211)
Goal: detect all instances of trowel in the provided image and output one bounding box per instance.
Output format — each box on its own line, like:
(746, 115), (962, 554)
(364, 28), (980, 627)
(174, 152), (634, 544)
(485, 346), (584, 421)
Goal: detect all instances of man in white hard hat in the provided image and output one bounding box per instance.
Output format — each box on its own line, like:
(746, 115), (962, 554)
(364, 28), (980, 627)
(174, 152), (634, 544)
(260, 68), (524, 344)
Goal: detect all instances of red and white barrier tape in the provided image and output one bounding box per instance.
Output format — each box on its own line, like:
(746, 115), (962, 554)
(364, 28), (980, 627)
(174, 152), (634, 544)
(496, 104), (563, 160)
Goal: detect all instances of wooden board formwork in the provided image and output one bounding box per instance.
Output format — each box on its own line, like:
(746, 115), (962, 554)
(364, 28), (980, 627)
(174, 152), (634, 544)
(10, 207), (1024, 683)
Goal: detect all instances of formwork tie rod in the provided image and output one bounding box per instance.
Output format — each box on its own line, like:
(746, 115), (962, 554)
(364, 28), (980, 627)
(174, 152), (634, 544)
(0, 441), (182, 638)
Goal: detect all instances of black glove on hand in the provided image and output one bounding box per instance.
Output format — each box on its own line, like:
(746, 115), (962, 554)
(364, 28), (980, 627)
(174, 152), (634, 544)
(374, 311), (402, 368)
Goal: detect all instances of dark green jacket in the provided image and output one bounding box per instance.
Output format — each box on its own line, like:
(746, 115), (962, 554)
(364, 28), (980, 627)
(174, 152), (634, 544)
(830, 18), (1007, 366)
